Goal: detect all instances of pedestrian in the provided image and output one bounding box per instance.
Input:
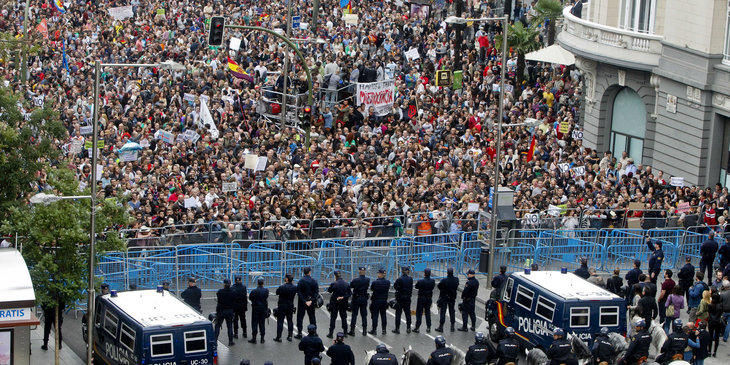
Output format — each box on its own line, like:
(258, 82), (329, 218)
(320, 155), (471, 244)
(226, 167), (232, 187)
(295, 267), (319, 339)
(392, 266), (413, 334)
(718, 239), (730, 271)
(274, 274), (297, 342)
(248, 277), (269, 344)
(326, 332), (355, 365)
(696, 290), (711, 324)
(215, 279), (236, 346)
(700, 232), (719, 285)
(181, 277), (202, 313)
(720, 280), (730, 341)
(465, 332), (496, 365)
(496, 327), (521, 365)
(232, 276), (248, 339)
(574, 258), (590, 280)
(664, 286), (685, 333)
(707, 291), (723, 357)
(689, 273), (709, 323)
(617, 319), (651, 365)
(327, 270), (351, 338)
(712, 270), (724, 292)
(459, 269), (479, 332)
(41, 297), (65, 351)
(348, 266), (370, 336)
(426, 335), (455, 365)
(546, 328), (578, 365)
(605, 268), (623, 297)
(656, 319), (687, 363)
(587, 268), (604, 287)
(591, 327), (615, 365)
(413, 268), (435, 333)
(647, 239), (664, 284)
(678, 257), (695, 305)
(435, 267), (459, 333)
(369, 268), (390, 335)
(299, 324), (325, 365)
(625, 260), (643, 301)
(692, 321), (711, 364)
(657, 269), (675, 330)
(368, 344), (398, 365)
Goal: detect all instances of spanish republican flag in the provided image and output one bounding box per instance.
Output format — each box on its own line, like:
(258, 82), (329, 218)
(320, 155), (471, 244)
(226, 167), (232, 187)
(227, 57), (253, 82)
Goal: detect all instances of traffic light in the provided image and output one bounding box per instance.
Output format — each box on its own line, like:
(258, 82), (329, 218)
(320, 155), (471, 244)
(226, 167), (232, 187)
(208, 16), (225, 46)
(299, 105), (313, 127)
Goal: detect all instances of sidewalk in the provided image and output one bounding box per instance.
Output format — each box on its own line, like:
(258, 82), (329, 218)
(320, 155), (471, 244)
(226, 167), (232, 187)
(30, 324), (83, 365)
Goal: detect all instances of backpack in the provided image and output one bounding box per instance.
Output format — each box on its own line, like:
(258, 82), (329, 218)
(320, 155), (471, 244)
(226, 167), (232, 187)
(665, 300), (675, 318)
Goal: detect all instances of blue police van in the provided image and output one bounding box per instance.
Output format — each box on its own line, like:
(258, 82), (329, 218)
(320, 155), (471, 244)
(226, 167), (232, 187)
(85, 288), (217, 365)
(486, 269), (626, 350)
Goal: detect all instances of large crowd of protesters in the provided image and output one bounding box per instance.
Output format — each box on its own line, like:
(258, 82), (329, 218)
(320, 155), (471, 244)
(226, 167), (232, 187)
(3, 0), (730, 246)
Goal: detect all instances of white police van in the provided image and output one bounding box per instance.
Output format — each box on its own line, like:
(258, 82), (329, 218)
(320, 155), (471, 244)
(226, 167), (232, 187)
(486, 269), (627, 350)
(85, 288), (217, 365)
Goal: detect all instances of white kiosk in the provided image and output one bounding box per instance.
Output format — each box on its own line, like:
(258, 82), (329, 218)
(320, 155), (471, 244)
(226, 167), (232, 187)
(0, 248), (39, 365)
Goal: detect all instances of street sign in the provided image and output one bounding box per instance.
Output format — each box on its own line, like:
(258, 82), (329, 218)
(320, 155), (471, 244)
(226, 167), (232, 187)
(292, 16), (301, 29)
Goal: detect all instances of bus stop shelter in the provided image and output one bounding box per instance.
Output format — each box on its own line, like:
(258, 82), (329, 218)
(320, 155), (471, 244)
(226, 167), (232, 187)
(0, 248), (39, 365)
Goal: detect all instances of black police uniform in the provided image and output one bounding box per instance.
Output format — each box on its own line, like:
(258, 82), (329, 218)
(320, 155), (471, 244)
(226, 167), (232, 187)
(298, 333), (325, 365)
(591, 334), (615, 364)
(327, 278), (351, 335)
(700, 237), (719, 284)
(656, 331), (688, 363)
(625, 266), (642, 300)
(491, 273), (507, 290)
(647, 241), (664, 284)
(232, 281), (248, 337)
(461, 276), (479, 330)
(297, 274), (319, 335)
(574, 264), (590, 280)
(719, 242), (730, 270)
(249, 286), (269, 340)
(465, 342), (495, 365)
(275, 281), (297, 340)
(393, 273), (413, 331)
(426, 347), (455, 365)
(42, 299), (65, 348)
(414, 275), (436, 331)
(370, 276), (391, 332)
(496, 337), (520, 365)
(215, 285), (236, 343)
(618, 329), (651, 365)
(678, 261), (695, 303)
(349, 273), (371, 334)
(368, 351), (399, 365)
(326, 341), (356, 365)
(181, 285), (202, 313)
(437, 274), (459, 330)
(546, 338), (578, 365)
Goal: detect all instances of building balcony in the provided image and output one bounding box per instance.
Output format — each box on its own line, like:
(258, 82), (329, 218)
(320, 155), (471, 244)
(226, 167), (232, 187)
(557, 3), (663, 71)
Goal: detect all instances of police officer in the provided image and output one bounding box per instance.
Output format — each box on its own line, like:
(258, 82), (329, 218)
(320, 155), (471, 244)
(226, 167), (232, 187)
(618, 319), (652, 365)
(459, 269), (479, 332)
(625, 260), (643, 300)
(368, 344), (398, 365)
(677, 257), (695, 304)
(701, 231), (719, 285)
(327, 271), (351, 338)
(298, 324), (325, 365)
(413, 268), (436, 333)
(349, 267), (370, 336)
(427, 335), (455, 365)
(436, 268), (459, 333)
(656, 319), (687, 364)
(547, 328), (578, 365)
(41, 296), (65, 351)
(647, 239), (664, 285)
(248, 277), (269, 344)
(497, 327), (520, 365)
(232, 276), (248, 339)
(465, 332), (496, 365)
(591, 327), (615, 365)
(574, 258), (590, 280)
(215, 279), (236, 346)
(274, 274), (297, 342)
(491, 266), (508, 290)
(295, 267), (319, 339)
(369, 268), (390, 335)
(326, 332), (355, 365)
(162, 281), (171, 292)
(393, 266), (413, 334)
(181, 277), (202, 313)
(719, 239), (730, 271)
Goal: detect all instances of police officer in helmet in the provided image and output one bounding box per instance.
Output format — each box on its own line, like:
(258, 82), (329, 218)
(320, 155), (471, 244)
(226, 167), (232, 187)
(393, 266), (413, 334)
(299, 324), (325, 365)
(465, 332), (496, 365)
(349, 266), (370, 336)
(547, 328), (578, 365)
(413, 268), (436, 333)
(591, 327), (615, 365)
(497, 327), (521, 365)
(657, 319), (688, 364)
(435, 267), (459, 333)
(231, 276), (248, 339)
(618, 319), (652, 365)
(181, 277), (202, 313)
(274, 274), (297, 342)
(426, 335), (455, 365)
(369, 268), (391, 335)
(326, 332), (355, 365)
(295, 267), (319, 339)
(248, 277), (269, 344)
(368, 344), (398, 365)
(459, 269), (479, 332)
(327, 271), (351, 338)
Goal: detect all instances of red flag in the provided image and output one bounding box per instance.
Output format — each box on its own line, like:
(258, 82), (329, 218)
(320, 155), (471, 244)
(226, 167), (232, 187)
(36, 19), (48, 39)
(526, 135), (536, 162)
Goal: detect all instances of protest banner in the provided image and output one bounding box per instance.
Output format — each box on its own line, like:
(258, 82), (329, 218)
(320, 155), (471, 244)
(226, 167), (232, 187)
(255, 156), (268, 172)
(670, 176), (684, 187)
(356, 79), (395, 116)
(559, 121), (570, 134)
(159, 130), (174, 144)
(677, 202), (691, 213)
(183, 129), (200, 143)
(405, 47), (420, 61)
(80, 125), (93, 135)
(244, 154), (259, 170)
(222, 181), (238, 193)
(120, 151), (138, 162)
(571, 165), (585, 176)
(108, 5), (134, 20)
(435, 70), (452, 87)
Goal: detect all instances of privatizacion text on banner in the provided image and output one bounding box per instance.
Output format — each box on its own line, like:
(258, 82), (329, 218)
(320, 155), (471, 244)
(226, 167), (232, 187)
(356, 80), (395, 116)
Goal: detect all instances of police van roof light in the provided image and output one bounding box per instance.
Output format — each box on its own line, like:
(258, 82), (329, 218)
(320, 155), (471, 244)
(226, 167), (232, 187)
(110, 290), (118, 297)
(157, 285), (164, 293)
(561, 267), (568, 274)
(524, 268), (531, 275)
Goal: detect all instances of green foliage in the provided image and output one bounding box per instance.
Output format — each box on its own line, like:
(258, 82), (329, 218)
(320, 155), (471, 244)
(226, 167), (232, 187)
(0, 87), (66, 219)
(495, 22), (542, 95)
(531, 0), (564, 45)
(2, 165), (129, 308)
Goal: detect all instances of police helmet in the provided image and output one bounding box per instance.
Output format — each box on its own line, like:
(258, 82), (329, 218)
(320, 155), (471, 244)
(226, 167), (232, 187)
(673, 318), (683, 331)
(553, 328), (565, 337)
(336, 332), (345, 341)
(505, 327), (515, 337)
(307, 324), (317, 334)
(434, 335), (446, 348)
(376, 343), (388, 353)
(599, 327), (609, 335)
(634, 318), (646, 328)
(475, 332), (486, 344)
(311, 358), (321, 365)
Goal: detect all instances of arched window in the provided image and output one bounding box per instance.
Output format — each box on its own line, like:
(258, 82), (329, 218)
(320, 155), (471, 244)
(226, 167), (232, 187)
(610, 87), (646, 164)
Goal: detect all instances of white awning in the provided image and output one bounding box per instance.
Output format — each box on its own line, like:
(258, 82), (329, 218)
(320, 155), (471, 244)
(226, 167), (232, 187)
(0, 249), (35, 308)
(525, 44), (576, 66)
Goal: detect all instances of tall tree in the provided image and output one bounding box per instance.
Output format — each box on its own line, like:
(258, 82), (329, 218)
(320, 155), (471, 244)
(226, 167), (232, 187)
(496, 22), (542, 96)
(531, 0), (564, 45)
